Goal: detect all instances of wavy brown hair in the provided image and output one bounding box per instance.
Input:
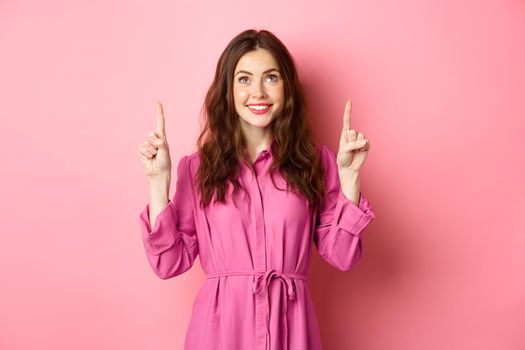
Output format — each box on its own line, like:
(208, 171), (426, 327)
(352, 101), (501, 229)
(196, 29), (326, 211)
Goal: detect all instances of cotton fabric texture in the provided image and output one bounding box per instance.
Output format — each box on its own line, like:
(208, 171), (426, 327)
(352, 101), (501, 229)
(139, 143), (376, 350)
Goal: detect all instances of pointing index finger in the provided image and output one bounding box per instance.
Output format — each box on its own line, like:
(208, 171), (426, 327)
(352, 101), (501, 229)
(343, 100), (352, 131)
(156, 101), (165, 137)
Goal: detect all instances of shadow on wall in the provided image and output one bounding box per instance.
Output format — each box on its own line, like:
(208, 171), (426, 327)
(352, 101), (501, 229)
(296, 38), (414, 350)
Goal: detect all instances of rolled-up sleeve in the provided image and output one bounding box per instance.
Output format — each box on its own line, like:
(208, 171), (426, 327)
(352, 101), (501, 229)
(314, 145), (376, 271)
(139, 155), (199, 279)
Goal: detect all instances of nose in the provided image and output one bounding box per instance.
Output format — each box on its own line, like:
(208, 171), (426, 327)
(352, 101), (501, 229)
(251, 79), (268, 98)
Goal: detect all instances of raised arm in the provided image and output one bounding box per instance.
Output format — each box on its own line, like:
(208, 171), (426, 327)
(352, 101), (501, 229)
(139, 155), (199, 279)
(314, 145), (375, 271)
(137, 102), (199, 279)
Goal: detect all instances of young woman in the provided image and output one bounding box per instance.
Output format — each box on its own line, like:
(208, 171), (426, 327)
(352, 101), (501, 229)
(138, 28), (375, 350)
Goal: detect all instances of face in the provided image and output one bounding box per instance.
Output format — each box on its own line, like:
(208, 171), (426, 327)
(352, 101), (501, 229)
(233, 48), (285, 136)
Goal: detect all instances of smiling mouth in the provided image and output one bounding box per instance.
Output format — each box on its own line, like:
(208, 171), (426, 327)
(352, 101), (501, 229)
(247, 104), (272, 114)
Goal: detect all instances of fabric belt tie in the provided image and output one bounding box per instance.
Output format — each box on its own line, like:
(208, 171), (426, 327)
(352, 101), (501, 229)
(206, 269), (308, 350)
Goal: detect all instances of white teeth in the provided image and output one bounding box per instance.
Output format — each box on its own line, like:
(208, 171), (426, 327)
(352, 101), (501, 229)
(248, 105), (270, 110)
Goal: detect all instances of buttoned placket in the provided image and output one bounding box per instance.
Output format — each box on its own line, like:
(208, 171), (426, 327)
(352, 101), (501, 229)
(251, 150), (271, 349)
(251, 150), (301, 350)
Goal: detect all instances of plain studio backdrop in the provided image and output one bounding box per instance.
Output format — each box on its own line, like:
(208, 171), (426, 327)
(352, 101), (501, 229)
(0, 0), (524, 349)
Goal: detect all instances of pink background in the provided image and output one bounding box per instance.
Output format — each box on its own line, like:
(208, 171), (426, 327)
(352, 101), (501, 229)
(1, 0), (524, 349)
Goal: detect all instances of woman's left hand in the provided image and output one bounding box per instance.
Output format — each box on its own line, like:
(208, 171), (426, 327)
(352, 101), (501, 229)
(336, 100), (371, 172)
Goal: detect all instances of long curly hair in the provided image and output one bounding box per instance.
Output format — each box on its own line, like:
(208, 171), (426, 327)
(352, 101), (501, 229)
(196, 28), (326, 211)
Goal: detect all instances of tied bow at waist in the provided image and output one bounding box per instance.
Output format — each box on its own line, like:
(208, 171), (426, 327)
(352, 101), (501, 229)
(207, 269), (308, 350)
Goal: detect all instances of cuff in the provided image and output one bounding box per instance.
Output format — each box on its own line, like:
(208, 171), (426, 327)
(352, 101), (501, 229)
(139, 199), (179, 255)
(333, 191), (376, 236)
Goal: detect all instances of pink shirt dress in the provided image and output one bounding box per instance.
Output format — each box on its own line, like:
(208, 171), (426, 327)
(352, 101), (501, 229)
(139, 143), (376, 349)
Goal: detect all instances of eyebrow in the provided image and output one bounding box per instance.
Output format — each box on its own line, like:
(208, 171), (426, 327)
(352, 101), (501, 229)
(235, 68), (280, 76)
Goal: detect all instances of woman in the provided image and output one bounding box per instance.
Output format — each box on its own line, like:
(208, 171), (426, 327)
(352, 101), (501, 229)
(138, 28), (375, 350)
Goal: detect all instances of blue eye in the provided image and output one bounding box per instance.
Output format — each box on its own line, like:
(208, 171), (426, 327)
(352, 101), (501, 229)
(267, 74), (278, 82)
(238, 76), (248, 83)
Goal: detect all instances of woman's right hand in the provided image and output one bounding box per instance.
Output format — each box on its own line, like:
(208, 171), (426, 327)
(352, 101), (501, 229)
(139, 101), (172, 178)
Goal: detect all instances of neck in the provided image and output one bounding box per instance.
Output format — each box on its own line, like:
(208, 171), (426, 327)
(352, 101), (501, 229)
(243, 136), (273, 163)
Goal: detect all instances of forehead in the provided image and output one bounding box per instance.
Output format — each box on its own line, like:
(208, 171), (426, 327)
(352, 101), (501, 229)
(234, 48), (279, 72)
